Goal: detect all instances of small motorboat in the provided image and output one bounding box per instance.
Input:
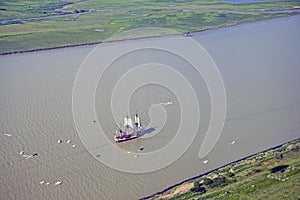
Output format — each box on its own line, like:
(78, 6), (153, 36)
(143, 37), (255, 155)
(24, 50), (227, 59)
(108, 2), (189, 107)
(3, 132), (12, 137)
(23, 154), (33, 159)
(165, 101), (172, 105)
(54, 181), (62, 186)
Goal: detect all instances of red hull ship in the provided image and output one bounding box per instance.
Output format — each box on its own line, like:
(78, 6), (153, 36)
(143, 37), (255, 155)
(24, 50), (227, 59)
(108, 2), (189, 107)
(114, 113), (143, 142)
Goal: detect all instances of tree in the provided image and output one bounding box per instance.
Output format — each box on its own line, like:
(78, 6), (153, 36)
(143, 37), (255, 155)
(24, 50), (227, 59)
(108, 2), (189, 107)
(194, 181), (200, 188)
(226, 172), (235, 177)
(203, 178), (213, 185)
(190, 186), (207, 194)
(207, 176), (229, 188)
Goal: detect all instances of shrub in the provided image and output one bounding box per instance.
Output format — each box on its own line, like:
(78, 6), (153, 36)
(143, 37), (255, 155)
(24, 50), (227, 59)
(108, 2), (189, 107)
(226, 172), (235, 177)
(203, 178), (213, 185)
(270, 165), (289, 173)
(190, 186), (207, 194)
(193, 181), (201, 188)
(208, 177), (230, 188)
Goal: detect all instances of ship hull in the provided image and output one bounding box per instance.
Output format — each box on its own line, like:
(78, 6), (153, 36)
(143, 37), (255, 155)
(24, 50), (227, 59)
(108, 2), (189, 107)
(114, 132), (140, 142)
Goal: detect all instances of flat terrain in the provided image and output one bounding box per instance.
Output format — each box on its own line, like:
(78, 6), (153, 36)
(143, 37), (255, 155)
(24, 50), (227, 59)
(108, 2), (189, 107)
(1, 13), (300, 200)
(151, 139), (300, 200)
(0, 0), (300, 54)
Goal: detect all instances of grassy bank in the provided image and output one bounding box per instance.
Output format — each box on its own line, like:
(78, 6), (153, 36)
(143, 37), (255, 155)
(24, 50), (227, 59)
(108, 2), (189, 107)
(0, 0), (300, 54)
(150, 138), (300, 200)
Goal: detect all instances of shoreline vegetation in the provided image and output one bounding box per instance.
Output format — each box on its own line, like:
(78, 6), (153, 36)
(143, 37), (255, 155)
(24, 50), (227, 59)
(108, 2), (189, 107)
(0, 14), (298, 56)
(1, 0), (300, 55)
(142, 138), (300, 200)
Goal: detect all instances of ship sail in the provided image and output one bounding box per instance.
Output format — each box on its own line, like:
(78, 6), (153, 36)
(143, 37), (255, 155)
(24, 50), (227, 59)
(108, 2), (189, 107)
(127, 118), (133, 128)
(123, 117), (128, 126)
(124, 116), (133, 128)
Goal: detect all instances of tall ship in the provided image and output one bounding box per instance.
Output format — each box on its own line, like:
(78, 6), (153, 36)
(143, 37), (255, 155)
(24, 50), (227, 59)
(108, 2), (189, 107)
(114, 113), (143, 142)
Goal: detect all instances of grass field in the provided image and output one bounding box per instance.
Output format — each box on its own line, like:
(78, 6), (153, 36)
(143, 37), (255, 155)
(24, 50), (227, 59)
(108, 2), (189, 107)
(152, 139), (300, 200)
(0, 0), (300, 54)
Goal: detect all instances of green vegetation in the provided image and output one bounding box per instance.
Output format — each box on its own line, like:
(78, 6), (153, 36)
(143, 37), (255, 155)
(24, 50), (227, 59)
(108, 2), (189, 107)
(0, 0), (300, 54)
(270, 164), (289, 173)
(152, 139), (300, 200)
(190, 181), (206, 194)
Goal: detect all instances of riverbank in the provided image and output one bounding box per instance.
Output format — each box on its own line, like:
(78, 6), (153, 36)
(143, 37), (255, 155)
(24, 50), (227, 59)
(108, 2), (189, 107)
(0, 13), (299, 56)
(1, 0), (299, 54)
(145, 138), (300, 199)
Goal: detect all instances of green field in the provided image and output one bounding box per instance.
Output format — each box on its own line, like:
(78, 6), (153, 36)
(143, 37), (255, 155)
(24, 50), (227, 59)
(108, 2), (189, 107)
(0, 0), (300, 54)
(152, 139), (300, 200)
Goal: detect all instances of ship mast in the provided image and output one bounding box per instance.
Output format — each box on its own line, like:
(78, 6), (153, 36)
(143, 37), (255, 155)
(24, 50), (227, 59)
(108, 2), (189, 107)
(117, 121), (123, 136)
(134, 113), (141, 129)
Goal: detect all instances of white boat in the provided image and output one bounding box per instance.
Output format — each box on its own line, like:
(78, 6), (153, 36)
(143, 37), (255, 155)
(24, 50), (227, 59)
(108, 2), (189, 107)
(54, 181), (62, 185)
(23, 154), (33, 159)
(165, 101), (172, 105)
(3, 132), (12, 137)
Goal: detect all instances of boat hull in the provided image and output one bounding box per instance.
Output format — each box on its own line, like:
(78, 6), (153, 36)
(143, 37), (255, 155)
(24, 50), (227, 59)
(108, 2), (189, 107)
(114, 132), (140, 142)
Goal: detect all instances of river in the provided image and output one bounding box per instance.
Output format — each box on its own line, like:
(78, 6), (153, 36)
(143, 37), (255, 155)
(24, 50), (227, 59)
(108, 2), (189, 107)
(0, 15), (299, 199)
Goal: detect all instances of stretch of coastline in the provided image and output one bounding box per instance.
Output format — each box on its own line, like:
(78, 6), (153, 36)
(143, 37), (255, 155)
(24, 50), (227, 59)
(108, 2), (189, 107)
(141, 138), (300, 199)
(0, 14), (299, 56)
